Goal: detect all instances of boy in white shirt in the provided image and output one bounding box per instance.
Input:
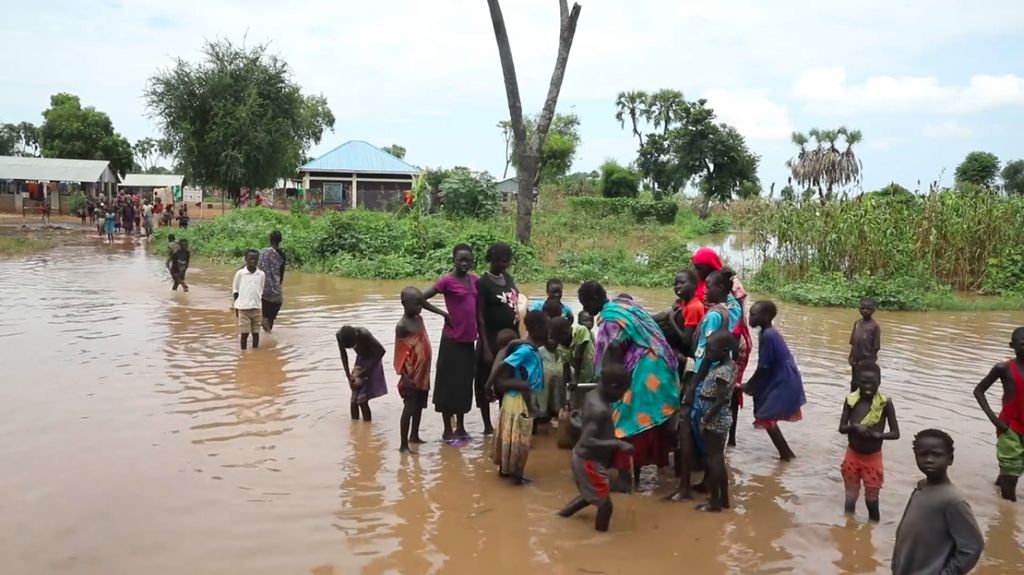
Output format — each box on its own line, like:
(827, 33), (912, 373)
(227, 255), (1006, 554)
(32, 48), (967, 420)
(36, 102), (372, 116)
(233, 249), (266, 350)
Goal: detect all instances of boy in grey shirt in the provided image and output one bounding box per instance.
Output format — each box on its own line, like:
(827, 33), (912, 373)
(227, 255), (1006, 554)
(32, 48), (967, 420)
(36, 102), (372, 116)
(892, 429), (984, 575)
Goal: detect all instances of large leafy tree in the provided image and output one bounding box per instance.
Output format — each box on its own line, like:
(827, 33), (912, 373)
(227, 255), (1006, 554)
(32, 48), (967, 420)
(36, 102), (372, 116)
(643, 89), (686, 135)
(145, 39), (335, 201)
(1, 122), (40, 156)
(786, 127), (863, 204)
(488, 0), (581, 244)
(499, 112), (580, 185)
(615, 90), (648, 148)
(1002, 159), (1024, 195)
(954, 151), (1000, 189)
(39, 94), (133, 176)
(637, 99), (758, 214)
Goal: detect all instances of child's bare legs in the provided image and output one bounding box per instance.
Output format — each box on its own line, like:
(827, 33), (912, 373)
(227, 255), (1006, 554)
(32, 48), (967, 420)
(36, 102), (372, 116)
(594, 499), (614, 532)
(767, 425), (796, 460)
(697, 430), (727, 512)
(668, 413), (694, 501)
(864, 485), (880, 522)
(240, 334), (249, 350)
(351, 401), (361, 420)
(997, 475), (1019, 502)
(359, 402), (371, 422)
(400, 401), (415, 451)
(410, 407), (425, 443)
(479, 406), (493, 435)
(251, 332), (260, 349)
(557, 495), (589, 517)
(454, 413), (468, 438)
(441, 413), (454, 440)
(843, 476), (860, 515)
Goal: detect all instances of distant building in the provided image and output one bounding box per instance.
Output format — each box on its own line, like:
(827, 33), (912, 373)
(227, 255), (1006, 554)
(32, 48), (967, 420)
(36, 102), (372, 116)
(496, 177), (518, 200)
(120, 174), (185, 201)
(0, 156), (119, 215)
(298, 141), (420, 210)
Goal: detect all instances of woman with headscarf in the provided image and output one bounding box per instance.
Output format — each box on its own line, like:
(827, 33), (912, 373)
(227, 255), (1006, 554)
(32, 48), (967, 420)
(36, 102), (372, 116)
(691, 247), (751, 447)
(578, 282), (679, 492)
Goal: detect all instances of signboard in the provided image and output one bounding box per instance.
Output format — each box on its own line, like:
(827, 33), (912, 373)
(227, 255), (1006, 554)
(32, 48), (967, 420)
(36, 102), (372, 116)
(183, 187), (202, 203)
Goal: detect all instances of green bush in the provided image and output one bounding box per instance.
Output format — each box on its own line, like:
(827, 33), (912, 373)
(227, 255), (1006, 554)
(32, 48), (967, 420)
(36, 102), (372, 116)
(598, 160), (640, 198)
(629, 201), (679, 224)
(289, 198), (309, 215)
(566, 197), (679, 224)
(67, 191), (88, 216)
(439, 169), (500, 219)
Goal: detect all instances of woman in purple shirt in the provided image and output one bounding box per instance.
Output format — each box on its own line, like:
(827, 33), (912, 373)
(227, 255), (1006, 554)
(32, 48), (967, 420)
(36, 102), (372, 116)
(421, 244), (479, 441)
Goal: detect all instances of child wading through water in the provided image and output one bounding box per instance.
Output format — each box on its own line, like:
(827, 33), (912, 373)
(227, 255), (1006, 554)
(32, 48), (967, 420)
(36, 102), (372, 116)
(420, 244), (479, 441)
(232, 250), (265, 350)
(891, 429), (985, 575)
(557, 362), (633, 531)
(167, 238), (190, 291)
(529, 278), (573, 320)
(258, 230), (286, 333)
(664, 269), (703, 498)
(693, 331), (736, 512)
(486, 312), (549, 484)
(337, 325), (388, 421)
(848, 298), (880, 391)
(395, 287), (432, 451)
(475, 242), (520, 436)
(839, 360), (900, 521)
(103, 206), (116, 244)
(741, 300), (806, 461)
(973, 326), (1024, 501)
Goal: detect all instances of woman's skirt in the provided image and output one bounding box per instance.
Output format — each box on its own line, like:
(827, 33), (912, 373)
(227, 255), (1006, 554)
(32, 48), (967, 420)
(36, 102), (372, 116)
(612, 422), (671, 470)
(492, 393), (532, 476)
(433, 336), (476, 414)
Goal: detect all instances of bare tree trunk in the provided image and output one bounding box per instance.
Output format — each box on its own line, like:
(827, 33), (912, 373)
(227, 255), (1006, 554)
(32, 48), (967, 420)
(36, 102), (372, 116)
(488, 0), (581, 244)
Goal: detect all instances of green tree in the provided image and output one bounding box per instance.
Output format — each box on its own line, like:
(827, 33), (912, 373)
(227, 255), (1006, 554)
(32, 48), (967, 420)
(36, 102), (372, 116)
(597, 160), (640, 198)
(954, 151), (1000, 189)
(1, 122), (40, 156)
(786, 127), (863, 204)
(439, 168), (500, 219)
(615, 90), (649, 148)
(488, 0), (582, 244)
(132, 137), (171, 172)
(1002, 159), (1024, 195)
(381, 144), (406, 159)
(145, 39), (335, 202)
(39, 94), (133, 176)
(500, 112), (581, 185)
(636, 98), (759, 212)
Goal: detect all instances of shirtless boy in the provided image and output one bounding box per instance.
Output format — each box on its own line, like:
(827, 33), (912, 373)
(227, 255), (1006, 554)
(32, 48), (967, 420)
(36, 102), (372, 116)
(974, 326), (1024, 501)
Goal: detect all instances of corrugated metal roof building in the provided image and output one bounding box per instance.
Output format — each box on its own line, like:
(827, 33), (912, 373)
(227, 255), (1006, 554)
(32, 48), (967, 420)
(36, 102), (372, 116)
(0, 156), (120, 215)
(298, 141), (420, 210)
(120, 174), (185, 189)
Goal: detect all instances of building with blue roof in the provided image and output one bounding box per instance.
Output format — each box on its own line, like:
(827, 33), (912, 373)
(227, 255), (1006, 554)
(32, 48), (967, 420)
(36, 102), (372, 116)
(298, 141), (420, 210)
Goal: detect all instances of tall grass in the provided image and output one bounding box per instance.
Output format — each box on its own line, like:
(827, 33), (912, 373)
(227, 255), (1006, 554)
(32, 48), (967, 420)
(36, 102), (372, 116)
(748, 189), (1024, 300)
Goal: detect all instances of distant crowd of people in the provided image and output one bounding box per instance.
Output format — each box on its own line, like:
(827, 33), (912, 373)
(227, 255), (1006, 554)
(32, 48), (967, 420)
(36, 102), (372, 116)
(88, 193), (191, 243)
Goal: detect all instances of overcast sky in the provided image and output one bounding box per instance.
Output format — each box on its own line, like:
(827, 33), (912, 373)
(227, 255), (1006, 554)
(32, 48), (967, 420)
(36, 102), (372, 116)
(2, 0), (1022, 192)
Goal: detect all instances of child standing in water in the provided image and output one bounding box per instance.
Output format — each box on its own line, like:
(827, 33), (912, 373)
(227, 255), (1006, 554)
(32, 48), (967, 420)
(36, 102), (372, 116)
(487, 312), (549, 484)
(849, 298), (881, 390)
(839, 361), (900, 521)
(103, 206), (116, 244)
(557, 362), (633, 532)
(891, 429), (984, 575)
(420, 244), (479, 441)
(973, 326), (1024, 501)
(395, 287), (432, 451)
(232, 249), (265, 350)
(538, 303), (572, 421)
(694, 331), (736, 512)
(336, 325), (388, 422)
(167, 239), (190, 292)
(742, 300), (806, 461)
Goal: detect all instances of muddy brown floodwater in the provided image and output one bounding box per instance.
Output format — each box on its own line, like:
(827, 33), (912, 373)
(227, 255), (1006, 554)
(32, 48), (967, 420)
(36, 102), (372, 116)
(2, 231), (1023, 575)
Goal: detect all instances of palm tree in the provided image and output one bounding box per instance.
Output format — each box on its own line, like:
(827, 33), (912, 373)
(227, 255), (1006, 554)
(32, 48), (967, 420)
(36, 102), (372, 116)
(786, 126), (863, 203)
(615, 90), (649, 148)
(644, 89), (686, 134)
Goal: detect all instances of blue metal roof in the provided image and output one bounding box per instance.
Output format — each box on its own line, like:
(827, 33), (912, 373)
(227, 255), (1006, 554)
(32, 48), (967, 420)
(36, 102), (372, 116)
(301, 140), (421, 174)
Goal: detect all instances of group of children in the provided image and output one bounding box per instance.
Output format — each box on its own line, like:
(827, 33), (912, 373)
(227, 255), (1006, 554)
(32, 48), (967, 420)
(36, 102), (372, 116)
(198, 236), (1017, 571)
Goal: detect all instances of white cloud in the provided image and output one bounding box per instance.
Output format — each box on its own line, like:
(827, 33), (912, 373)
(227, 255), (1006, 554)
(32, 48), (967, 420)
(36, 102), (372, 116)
(702, 89), (793, 141)
(922, 120), (974, 139)
(794, 67), (1024, 114)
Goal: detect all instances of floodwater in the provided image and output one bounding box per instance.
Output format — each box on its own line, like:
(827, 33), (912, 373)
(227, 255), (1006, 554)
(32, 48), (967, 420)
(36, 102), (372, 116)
(2, 231), (1024, 575)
